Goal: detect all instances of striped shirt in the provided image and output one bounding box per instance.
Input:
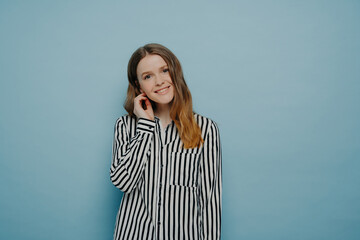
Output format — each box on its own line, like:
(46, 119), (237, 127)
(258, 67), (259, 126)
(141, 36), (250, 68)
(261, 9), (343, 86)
(110, 113), (222, 240)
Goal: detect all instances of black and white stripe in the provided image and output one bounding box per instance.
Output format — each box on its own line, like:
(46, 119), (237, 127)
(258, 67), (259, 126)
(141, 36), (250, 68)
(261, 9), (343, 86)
(110, 113), (222, 240)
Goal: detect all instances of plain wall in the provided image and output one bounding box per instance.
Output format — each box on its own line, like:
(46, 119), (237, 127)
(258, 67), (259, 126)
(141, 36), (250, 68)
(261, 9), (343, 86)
(0, 0), (359, 239)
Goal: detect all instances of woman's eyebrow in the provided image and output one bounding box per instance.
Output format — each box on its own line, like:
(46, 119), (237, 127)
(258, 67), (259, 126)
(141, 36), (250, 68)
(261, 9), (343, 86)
(141, 71), (152, 77)
(141, 65), (168, 76)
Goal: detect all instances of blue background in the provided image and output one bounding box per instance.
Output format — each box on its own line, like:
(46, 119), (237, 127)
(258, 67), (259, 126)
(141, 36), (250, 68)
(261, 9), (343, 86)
(1, 1), (359, 239)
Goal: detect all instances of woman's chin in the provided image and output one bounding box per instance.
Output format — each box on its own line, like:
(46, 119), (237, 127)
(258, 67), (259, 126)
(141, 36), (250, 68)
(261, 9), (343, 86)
(152, 97), (174, 106)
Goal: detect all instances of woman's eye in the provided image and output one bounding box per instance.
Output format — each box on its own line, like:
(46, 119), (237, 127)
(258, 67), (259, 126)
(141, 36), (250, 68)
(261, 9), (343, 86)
(163, 68), (169, 73)
(144, 75), (151, 80)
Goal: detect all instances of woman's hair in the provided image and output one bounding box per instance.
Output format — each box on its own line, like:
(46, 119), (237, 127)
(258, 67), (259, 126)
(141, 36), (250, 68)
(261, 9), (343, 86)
(124, 43), (204, 149)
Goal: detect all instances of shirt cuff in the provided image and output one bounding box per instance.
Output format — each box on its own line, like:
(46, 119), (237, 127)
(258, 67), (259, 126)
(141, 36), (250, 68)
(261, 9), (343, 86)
(136, 118), (156, 134)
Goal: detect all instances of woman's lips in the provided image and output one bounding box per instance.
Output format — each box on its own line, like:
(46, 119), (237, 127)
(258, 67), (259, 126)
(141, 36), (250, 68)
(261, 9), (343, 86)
(155, 86), (170, 94)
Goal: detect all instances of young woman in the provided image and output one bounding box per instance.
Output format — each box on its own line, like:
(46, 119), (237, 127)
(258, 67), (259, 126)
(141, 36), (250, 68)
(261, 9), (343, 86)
(110, 43), (222, 240)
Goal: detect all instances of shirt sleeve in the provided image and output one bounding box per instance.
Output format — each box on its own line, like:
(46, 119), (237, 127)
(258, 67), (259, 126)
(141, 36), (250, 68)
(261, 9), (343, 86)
(198, 120), (222, 240)
(110, 117), (155, 194)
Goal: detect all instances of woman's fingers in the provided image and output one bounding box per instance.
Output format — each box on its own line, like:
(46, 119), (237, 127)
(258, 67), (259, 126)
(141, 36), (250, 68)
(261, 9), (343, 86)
(133, 93), (154, 120)
(144, 97), (151, 107)
(134, 94), (147, 105)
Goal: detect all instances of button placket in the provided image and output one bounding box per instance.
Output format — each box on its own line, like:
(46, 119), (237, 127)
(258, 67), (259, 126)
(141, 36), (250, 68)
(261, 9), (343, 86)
(156, 120), (164, 237)
(158, 145), (164, 208)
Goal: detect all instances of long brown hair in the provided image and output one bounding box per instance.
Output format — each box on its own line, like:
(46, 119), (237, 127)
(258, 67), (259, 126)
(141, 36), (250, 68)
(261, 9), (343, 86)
(124, 43), (203, 149)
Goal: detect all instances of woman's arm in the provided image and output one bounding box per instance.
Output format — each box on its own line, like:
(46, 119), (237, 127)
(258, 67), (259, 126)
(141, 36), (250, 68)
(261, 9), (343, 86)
(199, 120), (222, 240)
(110, 117), (155, 194)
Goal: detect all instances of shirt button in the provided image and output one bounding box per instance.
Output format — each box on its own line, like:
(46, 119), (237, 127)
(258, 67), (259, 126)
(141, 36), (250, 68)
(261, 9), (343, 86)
(158, 221), (161, 225)
(158, 202), (161, 206)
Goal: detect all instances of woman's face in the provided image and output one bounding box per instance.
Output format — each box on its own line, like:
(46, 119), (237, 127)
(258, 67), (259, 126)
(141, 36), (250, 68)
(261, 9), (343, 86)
(136, 54), (174, 107)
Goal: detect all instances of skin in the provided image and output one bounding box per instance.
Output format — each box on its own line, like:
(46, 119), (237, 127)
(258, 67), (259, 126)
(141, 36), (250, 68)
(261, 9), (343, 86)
(134, 54), (175, 128)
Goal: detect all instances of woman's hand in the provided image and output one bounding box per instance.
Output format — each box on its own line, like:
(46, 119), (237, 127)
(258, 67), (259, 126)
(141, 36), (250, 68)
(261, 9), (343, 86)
(133, 92), (154, 121)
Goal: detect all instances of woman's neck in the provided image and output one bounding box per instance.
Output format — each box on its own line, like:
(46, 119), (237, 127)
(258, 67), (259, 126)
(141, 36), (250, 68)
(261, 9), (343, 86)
(155, 103), (172, 129)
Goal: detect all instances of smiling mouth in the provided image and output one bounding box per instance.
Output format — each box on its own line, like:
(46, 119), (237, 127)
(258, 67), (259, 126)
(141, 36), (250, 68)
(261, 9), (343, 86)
(155, 86), (170, 94)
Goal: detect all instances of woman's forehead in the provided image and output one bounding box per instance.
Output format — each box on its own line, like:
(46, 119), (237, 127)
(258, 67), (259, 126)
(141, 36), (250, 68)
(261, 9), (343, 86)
(137, 54), (168, 73)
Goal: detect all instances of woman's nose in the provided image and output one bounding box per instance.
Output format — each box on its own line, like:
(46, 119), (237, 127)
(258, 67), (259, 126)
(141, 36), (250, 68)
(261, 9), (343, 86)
(155, 75), (165, 85)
